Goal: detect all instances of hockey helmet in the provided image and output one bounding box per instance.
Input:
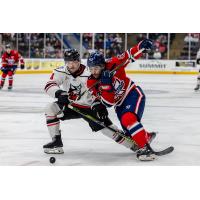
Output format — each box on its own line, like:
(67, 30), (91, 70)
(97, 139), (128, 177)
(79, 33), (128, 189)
(87, 51), (105, 68)
(5, 44), (11, 49)
(64, 49), (80, 62)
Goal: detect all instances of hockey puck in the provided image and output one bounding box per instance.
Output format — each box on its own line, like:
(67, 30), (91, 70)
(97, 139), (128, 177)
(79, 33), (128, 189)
(49, 157), (56, 164)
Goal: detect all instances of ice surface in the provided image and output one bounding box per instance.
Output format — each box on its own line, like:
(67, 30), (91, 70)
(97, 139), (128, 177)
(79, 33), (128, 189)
(0, 74), (200, 165)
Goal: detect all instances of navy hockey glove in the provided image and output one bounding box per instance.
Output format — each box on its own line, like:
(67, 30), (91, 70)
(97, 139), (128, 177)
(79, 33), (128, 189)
(11, 65), (18, 74)
(55, 90), (70, 106)
(92, 102), (108, 121)
(100, 70), (113, 91)
(0, 66), (10, 73)
(0, 66), (5, 72)
(138, 39), (153, 51)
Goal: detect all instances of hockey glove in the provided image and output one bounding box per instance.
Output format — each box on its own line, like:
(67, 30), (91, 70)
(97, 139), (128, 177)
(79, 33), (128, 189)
(55, 90), (70, 106)
(138, 39), (153, 51)
(12, 65), (18, 74)
(92, 102), (108, 121)
(100, 70), (113, 92)
(0, 66), (5, 72)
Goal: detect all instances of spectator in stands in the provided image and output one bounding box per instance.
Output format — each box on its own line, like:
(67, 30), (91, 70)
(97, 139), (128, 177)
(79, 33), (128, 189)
(153, 48), (162, 59)
(95, 34), (104, 50)
(184, 34), (199, 43)
(46, 42), (55, 57)
(55, 49), (63, 58)
(33, 48), (41, 58)
(113, 33), (123, 54)
(83, 33), (93, 49)
(136, 33), (146, 43)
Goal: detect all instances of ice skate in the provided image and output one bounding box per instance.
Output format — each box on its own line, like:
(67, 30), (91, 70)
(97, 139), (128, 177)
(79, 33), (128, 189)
(43, 135), (64, 154)
(8, 86), (13, 90)
(136, 144), (156, 161)
(194, 84), (200, 91)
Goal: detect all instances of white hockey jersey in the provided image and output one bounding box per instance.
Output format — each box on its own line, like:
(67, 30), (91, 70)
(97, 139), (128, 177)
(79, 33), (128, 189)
(44, 64), (94, 108)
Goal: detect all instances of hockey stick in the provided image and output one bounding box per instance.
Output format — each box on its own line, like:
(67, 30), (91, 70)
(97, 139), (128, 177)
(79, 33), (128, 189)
(68, 104), (174, 156)
(68, 104), (125, 134)
(68, 103), (137, 145)
(147, 144), (174, 156)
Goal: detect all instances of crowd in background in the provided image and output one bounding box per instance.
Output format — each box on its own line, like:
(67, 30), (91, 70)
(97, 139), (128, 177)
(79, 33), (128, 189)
(180, 33), (200, 59)
(0, 33), (200, 60)
(82, 33), (124, 59)
(0, 33), (62, 58)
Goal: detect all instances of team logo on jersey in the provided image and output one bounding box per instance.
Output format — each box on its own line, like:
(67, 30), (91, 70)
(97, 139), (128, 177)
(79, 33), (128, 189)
(68, 83), (82, 101)
(113, 78), (125, 101)
(126, 105), (131, 109)
(7, 58), (15, 65)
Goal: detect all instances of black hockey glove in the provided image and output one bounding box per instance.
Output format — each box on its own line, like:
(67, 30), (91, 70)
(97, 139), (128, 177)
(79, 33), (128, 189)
(55, 90), (70, 106)
(92, 102), (108, 121)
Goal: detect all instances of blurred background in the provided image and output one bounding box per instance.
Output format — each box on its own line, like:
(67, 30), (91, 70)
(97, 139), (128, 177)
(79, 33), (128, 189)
(0, 33), (199, 60)
(1, 33), (200, 73)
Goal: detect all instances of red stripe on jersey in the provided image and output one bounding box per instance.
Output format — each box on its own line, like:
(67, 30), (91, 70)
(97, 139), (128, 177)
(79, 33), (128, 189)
(134, 87), (143, 114)
(50, 73), (54, 80)
(45, 83), (58, 92)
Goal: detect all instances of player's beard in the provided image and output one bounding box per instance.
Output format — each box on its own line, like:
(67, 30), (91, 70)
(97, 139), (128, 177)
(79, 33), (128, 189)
(67, 63), (80, 74)
(92, 73), (101, 79)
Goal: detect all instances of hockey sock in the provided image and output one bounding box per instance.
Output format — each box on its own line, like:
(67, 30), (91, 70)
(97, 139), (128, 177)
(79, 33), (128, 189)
(100, 124), (134, 149)
(0, 73), (7, 87)
(8, 71), (13, 86)
(46, 115), (60, 138)
(121, 112), (150, 148)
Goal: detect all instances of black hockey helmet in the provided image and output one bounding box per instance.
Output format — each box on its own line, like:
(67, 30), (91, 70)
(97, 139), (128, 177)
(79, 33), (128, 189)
(87, 51), (105, 68)
(5, 44), (11, 49)
(63, 49), (80, 62)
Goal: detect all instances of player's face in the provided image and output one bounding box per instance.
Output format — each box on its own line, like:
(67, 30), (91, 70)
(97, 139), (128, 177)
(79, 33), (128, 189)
(66, 61), (80, 73)
(89, 66), (102, 79)
(6, 48), (11, 54)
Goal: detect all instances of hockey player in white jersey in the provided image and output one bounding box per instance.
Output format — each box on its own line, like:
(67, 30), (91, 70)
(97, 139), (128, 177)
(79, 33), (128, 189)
(43, 49), (135, 154)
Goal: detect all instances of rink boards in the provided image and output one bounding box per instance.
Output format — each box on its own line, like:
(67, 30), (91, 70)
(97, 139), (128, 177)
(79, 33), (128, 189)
(0, 59), (199, 75)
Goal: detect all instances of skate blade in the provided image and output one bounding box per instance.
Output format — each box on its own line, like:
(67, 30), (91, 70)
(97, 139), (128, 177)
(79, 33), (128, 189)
(44, 147), (64, 154)
(137, 154), (156, 161)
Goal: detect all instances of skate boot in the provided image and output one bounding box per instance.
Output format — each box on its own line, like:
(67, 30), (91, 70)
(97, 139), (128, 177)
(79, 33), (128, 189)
(136, 144), (156, 161)
(194, 84), (200, 91)
(8, 86), (13, 90)
(43, 135), (64, 154)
